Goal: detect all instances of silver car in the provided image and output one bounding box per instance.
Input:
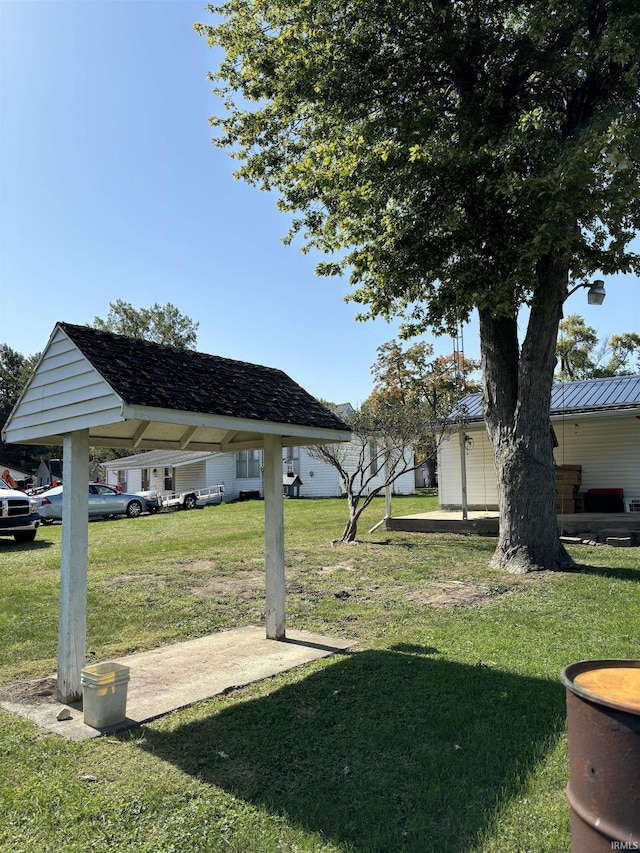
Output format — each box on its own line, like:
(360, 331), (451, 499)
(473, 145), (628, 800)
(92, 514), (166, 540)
(38, 483), (149, 522)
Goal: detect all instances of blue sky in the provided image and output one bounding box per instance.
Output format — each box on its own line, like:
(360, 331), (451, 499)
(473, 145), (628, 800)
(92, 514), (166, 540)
(1, 1), (639, 405)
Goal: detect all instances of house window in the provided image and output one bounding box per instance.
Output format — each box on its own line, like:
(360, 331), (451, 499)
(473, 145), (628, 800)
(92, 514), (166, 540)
(236, 449), (261, 479)
(164, 467), (174, 491)
(283, 446), (300, 475)
(117, 470), (128, 491)
(141, 469), (150, 491)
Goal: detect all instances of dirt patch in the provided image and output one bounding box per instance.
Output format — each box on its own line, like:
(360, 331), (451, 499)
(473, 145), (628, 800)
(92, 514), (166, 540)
(108, 574), (167, 588)
(175, 560), (218, 570)
(406, 581), (516, 608)
(0, 676), (58, 706)
(190, 571), (265, 599)
(321, 559), (358, 574)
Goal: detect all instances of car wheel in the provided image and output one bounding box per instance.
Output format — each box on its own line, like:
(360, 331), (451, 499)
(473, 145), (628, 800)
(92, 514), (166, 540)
(14, 530), (37, 543)
(41, 518), (54, 525)
(126, 500), (143, 518)
(184, 494), (197, 510)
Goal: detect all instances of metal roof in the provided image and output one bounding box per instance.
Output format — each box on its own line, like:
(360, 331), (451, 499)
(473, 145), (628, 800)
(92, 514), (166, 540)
(456, 374), (640, 423)
(103, 450), (214, 471)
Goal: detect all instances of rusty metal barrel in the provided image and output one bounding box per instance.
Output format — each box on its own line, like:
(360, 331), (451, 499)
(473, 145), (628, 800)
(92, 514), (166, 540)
(561, 660), (640, 852)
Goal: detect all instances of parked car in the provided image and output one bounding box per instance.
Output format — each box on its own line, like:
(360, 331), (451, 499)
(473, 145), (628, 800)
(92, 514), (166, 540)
(0, 478), (41, 542)
(38, 483), (149, 522)
(134, 489), (162, 512)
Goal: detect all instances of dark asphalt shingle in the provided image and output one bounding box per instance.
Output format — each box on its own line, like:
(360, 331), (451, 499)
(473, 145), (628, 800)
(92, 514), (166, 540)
(59, 323), (349, 432)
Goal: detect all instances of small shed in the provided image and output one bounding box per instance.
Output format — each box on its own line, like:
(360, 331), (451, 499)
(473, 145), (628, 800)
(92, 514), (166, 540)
(2, 323), (351, 703)
(283, 473), (303, 498)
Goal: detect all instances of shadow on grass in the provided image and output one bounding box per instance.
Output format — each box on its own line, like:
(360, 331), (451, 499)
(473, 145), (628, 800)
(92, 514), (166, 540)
(573, 563), (640, 582)
(0, 539), (53, 552)
(140, 650), (566, 852)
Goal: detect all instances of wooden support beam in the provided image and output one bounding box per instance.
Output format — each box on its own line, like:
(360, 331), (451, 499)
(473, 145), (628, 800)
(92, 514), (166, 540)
(132, 420), (151, 448)
(263, 434), (285, 640)
(178, 425), (198, 449)
(57, 430), (89, 704)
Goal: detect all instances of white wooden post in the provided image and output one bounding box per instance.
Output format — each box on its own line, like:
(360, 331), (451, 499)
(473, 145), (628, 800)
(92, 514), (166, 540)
(459, 429), (469, 521)
(384, 443), (392, 520)
(263, 434), (285, 640)
(57, 430), (89, 703)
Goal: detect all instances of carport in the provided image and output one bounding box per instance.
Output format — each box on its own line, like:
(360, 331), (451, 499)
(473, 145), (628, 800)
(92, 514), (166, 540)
(2, 323), (351, 704)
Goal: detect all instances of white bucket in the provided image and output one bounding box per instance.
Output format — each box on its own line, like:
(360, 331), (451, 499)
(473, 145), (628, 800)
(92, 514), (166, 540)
(80, 662), (130, 729)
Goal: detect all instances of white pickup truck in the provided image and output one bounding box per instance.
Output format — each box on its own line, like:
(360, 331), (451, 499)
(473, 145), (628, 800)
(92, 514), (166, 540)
(0, 479), (41, 543)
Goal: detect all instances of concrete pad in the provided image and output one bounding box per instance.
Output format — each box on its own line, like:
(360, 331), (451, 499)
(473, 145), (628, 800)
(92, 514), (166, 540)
(0, 626), (354, 741)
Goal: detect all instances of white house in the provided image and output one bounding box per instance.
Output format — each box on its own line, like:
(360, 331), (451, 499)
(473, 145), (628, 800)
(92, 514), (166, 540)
(103, 408), (417, 500)
(438, 374), (640, 511)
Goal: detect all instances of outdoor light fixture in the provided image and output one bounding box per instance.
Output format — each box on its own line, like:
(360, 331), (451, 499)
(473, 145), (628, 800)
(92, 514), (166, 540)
(566, 279), (606, 305)
(586, 279), (606, 305)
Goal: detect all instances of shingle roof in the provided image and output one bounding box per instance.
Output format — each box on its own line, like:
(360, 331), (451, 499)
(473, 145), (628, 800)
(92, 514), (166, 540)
(456, 374), (640, 422)
(59, 323), (348, 432)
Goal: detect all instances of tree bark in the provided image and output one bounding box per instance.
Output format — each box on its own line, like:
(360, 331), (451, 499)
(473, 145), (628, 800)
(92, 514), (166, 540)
(479, 255), (577, 573)
(340, 494), (362, 542)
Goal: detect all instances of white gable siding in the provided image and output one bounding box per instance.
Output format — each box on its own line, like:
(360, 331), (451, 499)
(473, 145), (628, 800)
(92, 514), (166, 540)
(3, 328), (123, 443)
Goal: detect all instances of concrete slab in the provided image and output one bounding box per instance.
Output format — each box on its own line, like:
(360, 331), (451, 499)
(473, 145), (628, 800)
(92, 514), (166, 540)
(0, 626), (354, 741)
(387, 510), (640, 539)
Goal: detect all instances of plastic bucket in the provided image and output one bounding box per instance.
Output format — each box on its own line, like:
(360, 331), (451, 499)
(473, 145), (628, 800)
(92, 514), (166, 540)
(561, 660), (640, 852)
(81, 662), (130, 729)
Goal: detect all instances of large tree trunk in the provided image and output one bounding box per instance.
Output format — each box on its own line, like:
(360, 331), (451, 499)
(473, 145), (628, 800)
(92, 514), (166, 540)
(479, 254), (576, 573)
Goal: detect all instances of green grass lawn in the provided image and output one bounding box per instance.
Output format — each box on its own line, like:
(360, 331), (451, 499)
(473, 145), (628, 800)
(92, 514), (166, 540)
(1, 494), (639, 852)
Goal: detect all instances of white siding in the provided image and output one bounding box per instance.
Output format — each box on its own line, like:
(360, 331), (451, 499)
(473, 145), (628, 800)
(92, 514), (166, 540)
(298, 449), (340, 497)
(439, 414), (640, 508)
(553, 414), (640, 503)
(3, 328), (123, 443)
(438, 427), (498, 509)
(105, 439), (417, 504)
(298, 440), (416, 498)
(206, 453), (238, 499)
(175, 461), (207, 493)
(105, 469), (142, 492)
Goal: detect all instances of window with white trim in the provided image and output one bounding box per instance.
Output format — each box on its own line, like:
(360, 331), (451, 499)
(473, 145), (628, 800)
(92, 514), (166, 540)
(236, 449), (262, 479)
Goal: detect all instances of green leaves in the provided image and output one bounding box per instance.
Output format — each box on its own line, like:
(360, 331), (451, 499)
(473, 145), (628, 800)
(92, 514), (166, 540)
(92, 301), (199, 350)
(556, 313), (640, 379)
(197, 0), (640, 332)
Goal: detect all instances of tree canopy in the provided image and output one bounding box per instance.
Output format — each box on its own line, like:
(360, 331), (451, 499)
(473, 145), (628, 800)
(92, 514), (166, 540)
(93, 301), (199, 349)
(197, 0), (640, 333)
(198, 0), (640, 572)
(370, 340), (480, 413)
(556, 313), (640, 379)
(0, 345), (44, 471)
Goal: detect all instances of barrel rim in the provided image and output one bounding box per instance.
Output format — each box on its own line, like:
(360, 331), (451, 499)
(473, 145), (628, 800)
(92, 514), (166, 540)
(561, 659), (640, 715)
